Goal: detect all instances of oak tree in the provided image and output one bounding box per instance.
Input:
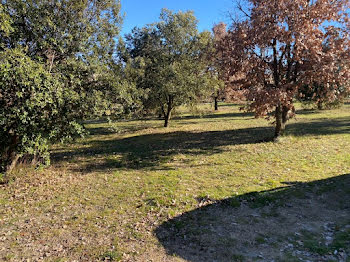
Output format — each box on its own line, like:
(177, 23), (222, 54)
(215, 0), (350, 138)
(123, 9), (218, 127)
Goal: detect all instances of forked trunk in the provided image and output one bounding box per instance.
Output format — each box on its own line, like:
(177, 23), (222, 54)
(282, 106), (289, 125)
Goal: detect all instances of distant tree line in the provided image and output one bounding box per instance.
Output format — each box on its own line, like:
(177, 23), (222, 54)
(1, 0), (349, 172)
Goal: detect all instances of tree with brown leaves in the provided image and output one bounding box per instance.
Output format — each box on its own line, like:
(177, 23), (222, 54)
(215, 0), (350, 139)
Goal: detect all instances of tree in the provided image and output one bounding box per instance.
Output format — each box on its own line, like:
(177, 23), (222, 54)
(212, 23), (228, 111)
(0, 0), (125, 172)
(123, 9), (219, 127)
(215, 0), (350, 138)
(298, 82), (349, 110)
(0, 49), (77, 172)
(1, 0), (124, 117)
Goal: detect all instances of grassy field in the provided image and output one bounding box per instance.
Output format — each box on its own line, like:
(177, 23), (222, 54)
(1, 103), (350, 261)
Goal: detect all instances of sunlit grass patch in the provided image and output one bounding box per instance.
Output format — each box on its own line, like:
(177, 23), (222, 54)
(1, 103), (350, 261)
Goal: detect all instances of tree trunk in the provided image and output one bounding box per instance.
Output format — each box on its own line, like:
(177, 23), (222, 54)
(214, 96), (219, 111)
(6, 154), (20, 173)
(1, 135), (20, 173)
(163, 97), (173, 128)
(317, 100), (323, 110)
(274, 105), (289, 139)
(282, 105), (289, 125)
(164, 108), (172, 127)
(274, 105), (285, 139)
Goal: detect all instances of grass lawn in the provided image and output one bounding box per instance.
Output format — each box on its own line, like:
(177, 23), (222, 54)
(1, 103), (350, 261)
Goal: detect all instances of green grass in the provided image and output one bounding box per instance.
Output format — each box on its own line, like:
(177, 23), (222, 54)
(1, 102), (350, 261)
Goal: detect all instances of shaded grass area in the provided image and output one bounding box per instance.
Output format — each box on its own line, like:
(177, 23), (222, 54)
(52, 116), (350, 173)
(155, 174), (350, 262)
(52, 126), (273, 172)
(1, 103), (350, 261)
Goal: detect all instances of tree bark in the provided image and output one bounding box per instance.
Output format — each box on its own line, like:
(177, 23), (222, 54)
(275, 105), (289, 139)
(274, 105), (285, 139)
(6, 154), (20, 173)
(317, 100), (323, 110)
(164, 107), (172, 127)
(214, 96), (219, 111)
(163, 96), (173, 127)
(1, 135), (20, 173)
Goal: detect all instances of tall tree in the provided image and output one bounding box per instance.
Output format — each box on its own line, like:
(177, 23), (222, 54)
(123, 9), (219, 127)
(215, 0), (350, 138)
(212, 22), (227, 111)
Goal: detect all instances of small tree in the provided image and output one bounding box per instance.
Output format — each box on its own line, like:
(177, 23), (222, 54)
(298, 82), (349, 110)
(215, 0), (350, 138)
(123, 9), (218, 127)
(0, 49), (84, 172)
(0, 0), (127, 172)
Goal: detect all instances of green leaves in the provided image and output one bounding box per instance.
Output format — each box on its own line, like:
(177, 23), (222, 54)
(0, 48), (66, 170)
(0, 0), (127, 172)
(0, 3), (12, 37)
(123, 9), (219, 125)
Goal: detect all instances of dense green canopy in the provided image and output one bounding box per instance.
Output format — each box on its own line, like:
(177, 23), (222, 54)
(122, 9), (220, 127)
(0, 0), (126, 172)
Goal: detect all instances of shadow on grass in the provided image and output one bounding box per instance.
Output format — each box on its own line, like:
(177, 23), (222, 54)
(155, 174), (350, 262)
(87, 122), (159, 136)
(52, 116), (350, 172)
(52, 126), (274, 172)
(295, 109), (319, 115)
(86, 111), (255, 136)
(286, 117), (350, 136)
(173, 111), (255, 121)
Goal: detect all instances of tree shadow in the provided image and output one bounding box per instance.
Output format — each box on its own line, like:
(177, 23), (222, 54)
(295, 109), (319, 115)
(87, 127), (117, 136)
(155, 174), (350, 262)
(173, 111), (255, 121)
(51, 116), (350, 173)
(86, 123), (159, 136)
(286, 117), (350, 136)
(51, 126), (273, 172)
(84, 111), (253, 137)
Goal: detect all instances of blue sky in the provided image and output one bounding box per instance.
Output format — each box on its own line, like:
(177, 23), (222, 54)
(120, 0), (235, 35)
